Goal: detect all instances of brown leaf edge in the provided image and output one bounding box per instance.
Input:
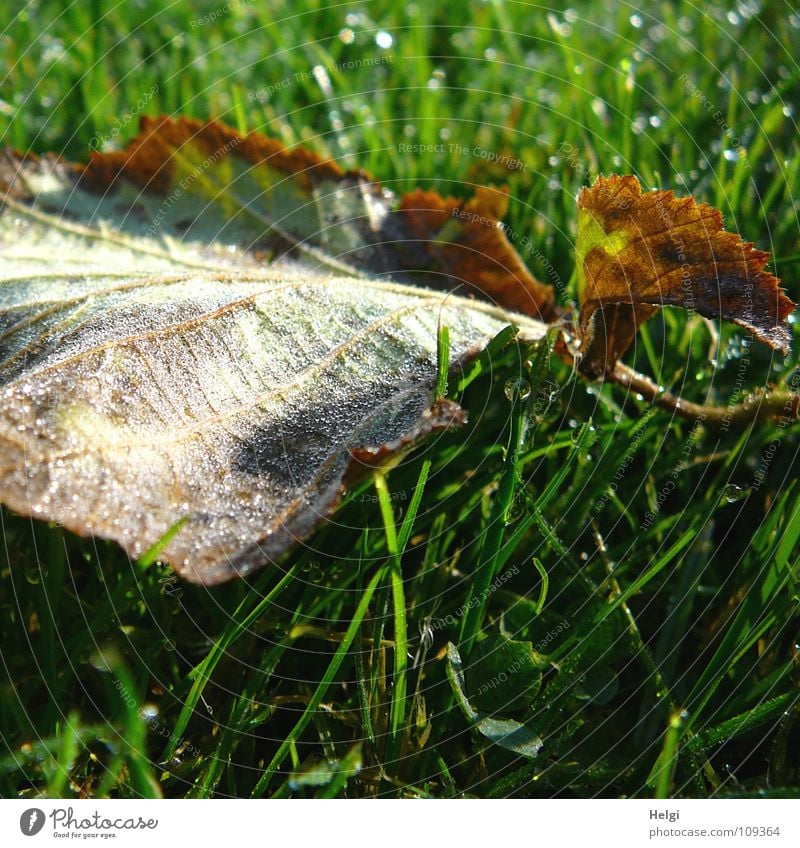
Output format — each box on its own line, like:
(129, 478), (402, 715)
(79, 115), (556, 321)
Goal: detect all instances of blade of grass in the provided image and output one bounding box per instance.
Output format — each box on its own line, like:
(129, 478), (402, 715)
(459, 373), (530, 654)
(374, 471), (408, 773)
(164, 564), (298, 760)
(652, 708), (687, 798)
(251, 564), (386, 796)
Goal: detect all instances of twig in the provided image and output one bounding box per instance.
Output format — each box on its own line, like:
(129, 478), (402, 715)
(609, 362), (799, 427)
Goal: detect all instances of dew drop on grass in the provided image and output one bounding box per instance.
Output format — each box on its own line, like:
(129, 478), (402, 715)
(723, 483), (751, 503)
(504, 492), (526, 525)
(504, 377), (531, 402)
(24, 566), (42, 585)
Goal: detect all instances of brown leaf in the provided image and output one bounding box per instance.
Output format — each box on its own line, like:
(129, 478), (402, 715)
(1, 120), (794, 584)
(575, 174), (795, 376)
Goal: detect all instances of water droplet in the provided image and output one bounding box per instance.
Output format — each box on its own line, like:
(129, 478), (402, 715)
(504, 377), (531, 402)
(547, 13), (573, 37)
(375, 30), (394, 49)
(504, 492), (527, 525)
(723, 483), (751, 503)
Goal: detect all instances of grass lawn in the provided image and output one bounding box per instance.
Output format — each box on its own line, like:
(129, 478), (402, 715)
(1, 0), (799, 798)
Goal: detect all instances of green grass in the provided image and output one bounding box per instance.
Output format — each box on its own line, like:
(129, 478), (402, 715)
(2, 0), (800, 798)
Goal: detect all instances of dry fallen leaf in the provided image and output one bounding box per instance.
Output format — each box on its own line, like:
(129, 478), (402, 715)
(0, 117), (549, 584)
(575, 174), (794, 377)
(0, 118), (794, 583)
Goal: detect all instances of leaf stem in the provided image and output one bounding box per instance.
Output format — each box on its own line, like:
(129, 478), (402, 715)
(610, 361), (799, 427)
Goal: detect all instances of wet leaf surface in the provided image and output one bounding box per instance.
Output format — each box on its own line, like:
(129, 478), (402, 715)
(0, 119), (549, 584)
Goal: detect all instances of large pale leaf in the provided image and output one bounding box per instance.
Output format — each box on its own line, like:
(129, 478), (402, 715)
(0, 119), (549, 584)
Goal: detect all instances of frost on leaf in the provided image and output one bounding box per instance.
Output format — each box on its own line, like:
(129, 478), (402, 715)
(0, 117), (549, 584)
